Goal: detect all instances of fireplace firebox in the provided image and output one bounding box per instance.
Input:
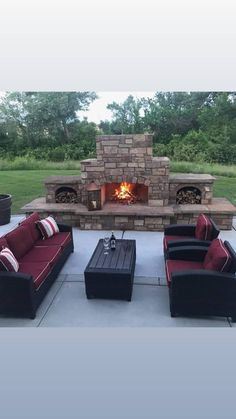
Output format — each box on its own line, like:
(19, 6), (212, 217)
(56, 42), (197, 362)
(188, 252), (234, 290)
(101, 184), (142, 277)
(105, 182), (148, 205)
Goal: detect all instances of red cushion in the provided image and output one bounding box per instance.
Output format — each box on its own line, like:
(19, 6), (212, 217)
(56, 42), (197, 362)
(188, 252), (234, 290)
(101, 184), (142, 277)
(35, 232), (71, 250)
(6, 226), (34, 260)
(195, 214), (212, 240)
(165, 260), (204, 286)
(19, 262), (51, 290)
(203, 239), (232, 272)
(19, 245), (62, 269)
(163, 235), (192, 250)
(0, 236), (8, 250)
(19, 212), (41, 242)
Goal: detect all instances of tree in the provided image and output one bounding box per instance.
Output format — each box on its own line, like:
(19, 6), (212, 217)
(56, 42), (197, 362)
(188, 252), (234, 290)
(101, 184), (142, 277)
(0, 91), (97, 148)
(107, 95), (144, 134)
(197, 92), (236, 143)
(141, 92), (213, 143)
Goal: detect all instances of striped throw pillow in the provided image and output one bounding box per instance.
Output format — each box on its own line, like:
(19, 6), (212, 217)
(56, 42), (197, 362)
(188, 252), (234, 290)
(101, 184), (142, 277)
(0, 247), (19, 272)
(36, 216), (59, 240)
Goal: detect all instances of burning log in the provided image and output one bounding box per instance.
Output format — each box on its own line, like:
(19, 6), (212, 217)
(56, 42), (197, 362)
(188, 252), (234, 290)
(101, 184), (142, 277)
(111, 182), (139, 205)
(56, 191), (78, 203)
(176, 188), (201, 204)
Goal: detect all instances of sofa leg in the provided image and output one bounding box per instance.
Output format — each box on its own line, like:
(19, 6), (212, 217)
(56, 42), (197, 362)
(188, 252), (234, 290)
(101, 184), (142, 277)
(171, 311), (177, 318)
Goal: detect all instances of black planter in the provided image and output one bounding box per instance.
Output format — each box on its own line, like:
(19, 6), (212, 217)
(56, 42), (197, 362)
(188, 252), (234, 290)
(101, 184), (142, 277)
(0, 194), (12, 226)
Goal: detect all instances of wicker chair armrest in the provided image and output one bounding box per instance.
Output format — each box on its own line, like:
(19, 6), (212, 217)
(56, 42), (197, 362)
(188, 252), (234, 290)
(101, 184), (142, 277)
(167, 246), (208, 261)
(164, 224), (196, 236)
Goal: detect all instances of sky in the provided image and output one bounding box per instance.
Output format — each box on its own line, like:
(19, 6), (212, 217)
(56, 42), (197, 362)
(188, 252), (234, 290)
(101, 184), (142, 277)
(79, 91), (155, 123)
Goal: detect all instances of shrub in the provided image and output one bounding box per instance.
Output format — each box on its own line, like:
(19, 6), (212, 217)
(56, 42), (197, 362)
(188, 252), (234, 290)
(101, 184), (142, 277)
(204, 142), (236, 164)
(48, 148), (66, 161)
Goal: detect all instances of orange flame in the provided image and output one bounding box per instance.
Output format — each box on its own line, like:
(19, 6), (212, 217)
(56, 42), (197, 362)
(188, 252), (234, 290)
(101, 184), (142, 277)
(114, 182), (133, 200)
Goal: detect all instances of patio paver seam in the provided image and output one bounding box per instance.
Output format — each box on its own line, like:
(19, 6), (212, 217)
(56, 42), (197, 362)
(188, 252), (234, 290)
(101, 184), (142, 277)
(65, 279), (160, 287)
(37, 277), (67, 327)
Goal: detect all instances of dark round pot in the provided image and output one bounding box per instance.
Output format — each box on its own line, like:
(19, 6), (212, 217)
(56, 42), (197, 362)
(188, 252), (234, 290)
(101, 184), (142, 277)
(0, 194), (12, 226)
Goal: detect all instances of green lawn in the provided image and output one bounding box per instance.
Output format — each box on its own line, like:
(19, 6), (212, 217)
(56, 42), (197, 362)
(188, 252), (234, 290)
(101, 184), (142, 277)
(0, 169), (235, 214)
(0, 170), (79, 214)
(213, 176), (236, 206)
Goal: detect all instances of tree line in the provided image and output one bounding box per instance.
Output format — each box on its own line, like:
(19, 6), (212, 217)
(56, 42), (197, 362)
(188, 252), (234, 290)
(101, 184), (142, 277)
(99, 92), (236, 164)
(0, 92), (98, 161)
(0, 91), (236, 163)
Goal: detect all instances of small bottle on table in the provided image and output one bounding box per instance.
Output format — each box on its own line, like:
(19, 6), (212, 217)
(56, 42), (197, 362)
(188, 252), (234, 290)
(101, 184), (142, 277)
(110, 231), (116, 250)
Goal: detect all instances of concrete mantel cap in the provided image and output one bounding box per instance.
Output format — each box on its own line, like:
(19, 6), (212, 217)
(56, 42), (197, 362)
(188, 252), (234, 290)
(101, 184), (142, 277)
(169, 173), (216, 183)
(44, 176), (81, 184)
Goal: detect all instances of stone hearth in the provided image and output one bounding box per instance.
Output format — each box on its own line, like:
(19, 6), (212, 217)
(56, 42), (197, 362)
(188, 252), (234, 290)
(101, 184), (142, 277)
(22, 134), (236, 230)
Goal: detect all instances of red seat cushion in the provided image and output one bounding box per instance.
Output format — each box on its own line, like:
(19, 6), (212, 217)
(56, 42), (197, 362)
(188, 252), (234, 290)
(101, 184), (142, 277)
(195, 214), (212, 240)
(35, 232), (71, 250)
(6, 225), (34, 260)
(19, 245), (62, 269)
(0, 236), (8, 250)
(163, 235), (192, 250)
(165, 260), (204, 286)
(19, 262), (51, 290)
(19, 212), (41, 242)
(203, 239), (232, 272)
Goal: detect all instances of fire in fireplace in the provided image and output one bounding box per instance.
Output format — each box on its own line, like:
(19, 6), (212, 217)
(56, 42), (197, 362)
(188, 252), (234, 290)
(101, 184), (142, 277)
(113, 182), (138, 205)
(105, 182), (148, 205)
(176, 186), (201, 204)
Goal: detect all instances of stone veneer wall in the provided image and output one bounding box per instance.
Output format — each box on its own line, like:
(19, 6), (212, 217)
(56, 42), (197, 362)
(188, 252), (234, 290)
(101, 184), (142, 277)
(80, 134), (170, 207)
(173, 212), (233, 230)
(24, 209), (233, 231)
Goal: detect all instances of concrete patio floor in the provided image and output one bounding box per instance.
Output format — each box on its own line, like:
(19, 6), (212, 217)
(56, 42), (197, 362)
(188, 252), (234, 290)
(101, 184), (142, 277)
(0, 215), (236, 327)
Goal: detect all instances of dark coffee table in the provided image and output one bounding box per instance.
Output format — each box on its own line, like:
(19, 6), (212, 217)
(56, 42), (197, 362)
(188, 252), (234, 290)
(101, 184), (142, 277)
(84, 239), (136, 301)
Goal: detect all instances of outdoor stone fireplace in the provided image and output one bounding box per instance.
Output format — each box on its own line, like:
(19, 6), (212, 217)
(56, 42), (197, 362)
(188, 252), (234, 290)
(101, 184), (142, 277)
(77, 134), (170, 208)
(22, 134), (236, 230)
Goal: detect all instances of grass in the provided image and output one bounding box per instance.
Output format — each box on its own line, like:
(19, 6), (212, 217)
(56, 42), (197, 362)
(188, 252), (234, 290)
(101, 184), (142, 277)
(171, 160), (236, 178)
(0, 158), (81, 171)
(0, 170), (79, 214)
(213, 177), (236, 206)
(0, 160), (236, 214)
(2, 157), (236, 177)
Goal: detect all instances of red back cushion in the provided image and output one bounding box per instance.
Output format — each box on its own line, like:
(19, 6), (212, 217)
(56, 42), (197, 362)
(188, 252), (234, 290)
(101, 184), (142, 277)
(6, 225), (34, 260)
(195, 214), (212, 240)
(0, 236), (8, 250)
(203, 239), (232, 272)
(19, 212), (41, 242)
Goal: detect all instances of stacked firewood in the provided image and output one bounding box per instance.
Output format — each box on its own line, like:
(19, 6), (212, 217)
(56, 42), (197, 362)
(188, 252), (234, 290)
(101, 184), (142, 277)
(176, 188), (201, 204)
(56, 191), (78, 203)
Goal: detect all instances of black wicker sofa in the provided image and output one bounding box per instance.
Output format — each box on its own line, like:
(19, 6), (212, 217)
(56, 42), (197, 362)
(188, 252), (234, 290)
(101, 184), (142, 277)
(0, 212), (73, 319)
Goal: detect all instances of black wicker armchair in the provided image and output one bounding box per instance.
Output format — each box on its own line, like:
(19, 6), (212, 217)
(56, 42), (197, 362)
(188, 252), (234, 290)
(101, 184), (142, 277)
(165, 239), (236, 322)
(163, 214), (220, 257)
